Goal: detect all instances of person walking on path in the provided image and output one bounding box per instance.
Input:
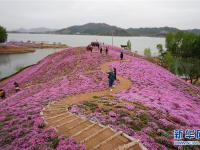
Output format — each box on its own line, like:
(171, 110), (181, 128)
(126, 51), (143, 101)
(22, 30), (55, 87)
(120, 51), (124, 60)
(113, 67), (117, 87)
(86, 45), (93, 52)
(107, 68), (115, 91)
(105, 47), (108, 55)
(113, 68), (117, 80)
(100, 47), (103, 54)
(0, 89), (6, 99)
(90, 46), (93, 53)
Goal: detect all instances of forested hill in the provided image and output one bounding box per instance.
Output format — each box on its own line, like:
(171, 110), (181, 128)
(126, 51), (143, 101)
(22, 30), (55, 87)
(54, 23), (200, 36)
(126, 27), (180, 37)
(54, 23), (130, 36)
(10, 23), (200, 37)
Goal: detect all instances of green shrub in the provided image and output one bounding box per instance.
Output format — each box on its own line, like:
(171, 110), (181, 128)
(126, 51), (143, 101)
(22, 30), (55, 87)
(144, 48), (152, 58)
(0, 26), (7, 43)
(127, 40), (132, 50)
(83, 101), (98, 112)
(163, 51), (174, 72)
(47, 138), (59, 149)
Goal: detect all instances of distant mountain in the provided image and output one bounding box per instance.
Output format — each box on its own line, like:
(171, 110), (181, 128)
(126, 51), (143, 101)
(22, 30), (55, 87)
(126, 27), (180, 37)
(184, 29), (200, 34)
(9, 23), (200, 37)
(55, 23), (130, 36)
(54, 23), (200, 37)
(10, 27), (57, 33)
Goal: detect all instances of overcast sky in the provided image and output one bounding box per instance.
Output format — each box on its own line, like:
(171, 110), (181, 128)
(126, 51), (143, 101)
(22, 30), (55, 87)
(0, 0), (200, 30)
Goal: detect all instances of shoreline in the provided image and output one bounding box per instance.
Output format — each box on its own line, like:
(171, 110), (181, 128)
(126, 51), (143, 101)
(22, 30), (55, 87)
(0, 64), (36, 84)
(0, 42), (68, 54)
(8, 32), (165, 38)
(0, 46), (35, 54)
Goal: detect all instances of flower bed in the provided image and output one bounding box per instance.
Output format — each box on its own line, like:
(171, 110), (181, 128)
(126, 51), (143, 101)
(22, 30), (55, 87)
(0, 45), (200, 150)
(68, 94), (199, 150)
(0, 47), (119, 149)
(111, 58), (200, 127)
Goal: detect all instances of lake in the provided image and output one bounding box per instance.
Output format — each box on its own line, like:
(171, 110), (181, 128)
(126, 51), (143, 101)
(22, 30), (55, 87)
(0, 33), (165, 79)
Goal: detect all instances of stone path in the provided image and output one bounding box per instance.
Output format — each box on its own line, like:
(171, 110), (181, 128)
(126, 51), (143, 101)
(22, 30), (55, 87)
(41, 60), (147, 150)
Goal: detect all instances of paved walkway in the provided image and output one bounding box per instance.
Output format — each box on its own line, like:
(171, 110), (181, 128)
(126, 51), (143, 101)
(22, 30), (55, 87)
(41, 59), (147, 150)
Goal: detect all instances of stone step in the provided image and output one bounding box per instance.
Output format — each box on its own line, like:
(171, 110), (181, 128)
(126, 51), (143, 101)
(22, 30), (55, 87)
(42, 110), (66, 116)
(70, 123), (96, 137)
(56, 118), (83, 134)
(91, 131), (124, 150)
(127, 143), (148, 150)
(46, 112), (70, 121)
(73, 124), (102, 142)
(63, 120), (92, 136)
(41, 102), (147, 150)
(114, 141), (145, 150)
(48, 114), (74, 126)
(43, 107), (65, 111)
(83, 127), (115, 149)
(98, 133), (130, 150)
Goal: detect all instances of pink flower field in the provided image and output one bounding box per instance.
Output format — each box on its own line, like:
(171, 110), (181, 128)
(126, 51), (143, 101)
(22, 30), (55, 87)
(0, 46), (200, 150)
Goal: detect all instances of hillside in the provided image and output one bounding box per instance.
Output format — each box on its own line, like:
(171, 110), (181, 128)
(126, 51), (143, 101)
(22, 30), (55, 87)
(10, 27), (57, 33)
(0, 46), (200, 149)
(54, 23), (181, 36)
(55, 23), (130, 36)
(10, 23), (200, 37)
(127, 27), (180, 37)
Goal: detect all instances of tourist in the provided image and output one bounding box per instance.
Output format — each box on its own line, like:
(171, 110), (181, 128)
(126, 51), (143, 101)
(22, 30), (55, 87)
(97, 42), (100, 50)
(113, 67), (117, 80)
(0, 89), (6, 99)
(14, 82), (20, 92)
(100, 47), (103, 54)
(120, 51), (124, 60)
(107, 68), (115, 91)
(90, 46), (93, 52)
(106, 47), (108, 55)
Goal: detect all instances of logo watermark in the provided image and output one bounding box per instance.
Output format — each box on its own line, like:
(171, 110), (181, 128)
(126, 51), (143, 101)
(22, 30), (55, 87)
(174, 129), (200, 145)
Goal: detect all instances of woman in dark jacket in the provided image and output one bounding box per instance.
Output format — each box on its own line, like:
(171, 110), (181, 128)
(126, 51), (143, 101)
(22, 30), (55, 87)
(105, 47), (108, 55)
(107, 68), (115, 91)
(113, 68), (117, 80)
(100, 47), (103, 54)
(120, 51), (124, 60)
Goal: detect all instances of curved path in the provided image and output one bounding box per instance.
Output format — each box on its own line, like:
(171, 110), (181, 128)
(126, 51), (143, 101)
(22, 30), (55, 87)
(41, 60), (147, 150)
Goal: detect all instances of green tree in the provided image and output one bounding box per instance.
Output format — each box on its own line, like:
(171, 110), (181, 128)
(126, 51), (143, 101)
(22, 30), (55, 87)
(144, 48), (152, 58)
(166, 32), (200, 59)
(127, 40), (131, 50)
(165, 32), (174, 53)
(165, 32), (200, 84)
(175, 58), (200, 83)
(0, 26), (7, 43)
(157, 44), (164, 55)
(157, 44), (166, 65)
(163, 51), (174, 72)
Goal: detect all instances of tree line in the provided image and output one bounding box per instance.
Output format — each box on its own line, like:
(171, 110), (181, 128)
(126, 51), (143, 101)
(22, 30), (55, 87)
(158, 32), (200, 84)
(0, 25), (7, 43)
